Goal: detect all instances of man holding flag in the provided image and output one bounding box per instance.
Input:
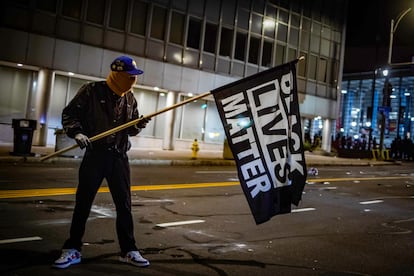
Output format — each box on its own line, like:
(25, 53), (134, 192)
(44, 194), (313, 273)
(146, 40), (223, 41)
(52, 56), (150, 269)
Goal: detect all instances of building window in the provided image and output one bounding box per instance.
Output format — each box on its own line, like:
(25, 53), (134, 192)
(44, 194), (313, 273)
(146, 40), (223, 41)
(262, 40), (273, 67)
(169, 12), (185, 44)
(298, 52), (307, 77)
(187, 18), (202, 49)
(275, 44), (285, 65)
(62, 0), (82, 19)
(219, 27), (233, 57)
(248, 36), (260, 64)
(309, 55), (317, 80)
(237, 9), (250, 30)
(151, 6), (167, 40)
(235, 32), (247, 61)
(130, 0), (147, 35)
(251, 14), (262, 34)
(277, 23), (288, 42)
(36, 0), (57, 13)
(109, 0), (127, 30)
(86, 0), (106, 25)
(204, 23), (218, 53)
(318, 58), (327, 82)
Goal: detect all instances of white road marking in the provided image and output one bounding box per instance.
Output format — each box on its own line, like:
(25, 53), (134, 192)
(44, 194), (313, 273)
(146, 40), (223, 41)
(0, 236), (42, 244)
(359, 200), (384, 205)
(156, 219), (205, 228)
(292, 208), (316, 213)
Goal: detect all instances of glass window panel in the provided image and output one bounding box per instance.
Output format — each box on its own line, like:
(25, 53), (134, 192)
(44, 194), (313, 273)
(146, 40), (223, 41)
(302, 18), (311, 32)
(62, 0), (82, 19)
(87, 0), (106, 25)
(298, 52), (307, 77)
(179, 97), (205, 140)
(318, 58), (327, 82)
(277, 23), (287, 42)
(221, 0), (236, 25)
(289, 27), (299, 46)
(235, 32), (247, 61)
(320, 38), (330, 56)
(205, 0), (220, 22)
(300, 31), (309, 50)
(252, 0), (264, 13)
(0, 66), (31, 124)
(36, 0), (57, 13)
(291, 14), (300, 27)
(275, 44), (285, 65)
(288, 48), (297, 62)
(263, 18), (275, 38)
(204, 101), (225, 143)
(131, 1), (147, 35)
(153, 93), (167, 138)
(169, 12), (184, 44)
(237, 9), (249, 30)
(238, 0), (251, 9)
(219, 27), (233, 57)
(248, 36), (260, 64)
(204, 23), (217, 53)
(109, 0), (127, 30)
(172, 0), (187, 11)
(133, 90), (158, 136)
(310, 34), (320, 53)
(278, 9), (288, 23)
(151, 6), (167, 40)
(321, 26), (331, 39)
(187, 18), (202, 49)
(265, 5), (276, 19)
(188, 0), (204, 17)
(308, 55), (317, 80)
(262, 40), (273, 67)
(251, 14), (262, 34)
(49, 75), (68, 129)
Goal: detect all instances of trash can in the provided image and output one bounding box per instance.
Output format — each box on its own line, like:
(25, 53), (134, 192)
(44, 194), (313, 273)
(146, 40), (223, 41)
(11, 119), (37, 156)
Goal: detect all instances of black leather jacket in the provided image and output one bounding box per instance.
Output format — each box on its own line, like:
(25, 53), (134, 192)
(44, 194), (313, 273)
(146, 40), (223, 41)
(62, 81), (141, 153)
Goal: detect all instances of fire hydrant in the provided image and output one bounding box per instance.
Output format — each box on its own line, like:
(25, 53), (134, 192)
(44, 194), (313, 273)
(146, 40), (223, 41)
(191, 139), (199, 160)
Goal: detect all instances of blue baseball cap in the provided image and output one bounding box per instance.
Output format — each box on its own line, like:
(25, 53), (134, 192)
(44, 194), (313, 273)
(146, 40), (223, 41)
(110, 56), (144, 75)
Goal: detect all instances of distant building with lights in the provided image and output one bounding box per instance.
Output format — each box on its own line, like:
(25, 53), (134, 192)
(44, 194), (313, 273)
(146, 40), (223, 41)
(340, 67), (414, 149)
(0, 0), (347, 152)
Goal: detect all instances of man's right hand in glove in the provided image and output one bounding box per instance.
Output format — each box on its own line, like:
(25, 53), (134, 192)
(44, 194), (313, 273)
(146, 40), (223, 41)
(75, 133), (91, 149)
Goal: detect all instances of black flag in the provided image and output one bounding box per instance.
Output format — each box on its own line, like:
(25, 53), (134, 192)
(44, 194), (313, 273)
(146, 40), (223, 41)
(212, 60), (307, 224)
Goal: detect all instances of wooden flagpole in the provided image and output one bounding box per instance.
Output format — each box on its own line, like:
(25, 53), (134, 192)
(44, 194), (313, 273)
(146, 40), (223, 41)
(40, 91), (211, 162)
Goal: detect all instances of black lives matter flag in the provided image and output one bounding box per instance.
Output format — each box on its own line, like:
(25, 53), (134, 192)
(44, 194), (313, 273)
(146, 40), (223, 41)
(212, 60), (307, 224)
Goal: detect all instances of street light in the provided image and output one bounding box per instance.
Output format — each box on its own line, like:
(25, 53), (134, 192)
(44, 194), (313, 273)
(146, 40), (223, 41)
(387, 8), (412, 65)
(379, 7), (412, 152)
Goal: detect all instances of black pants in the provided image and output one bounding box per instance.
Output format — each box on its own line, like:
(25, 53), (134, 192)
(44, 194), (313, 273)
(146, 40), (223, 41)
(63, 149), (138, 254)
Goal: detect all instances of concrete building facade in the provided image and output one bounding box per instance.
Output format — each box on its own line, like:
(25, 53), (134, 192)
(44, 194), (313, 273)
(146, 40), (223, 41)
(0, 0), (347, 152)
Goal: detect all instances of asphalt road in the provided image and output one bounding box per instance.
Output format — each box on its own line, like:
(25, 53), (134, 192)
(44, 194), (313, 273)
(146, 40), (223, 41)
(0, 162), (413, 275)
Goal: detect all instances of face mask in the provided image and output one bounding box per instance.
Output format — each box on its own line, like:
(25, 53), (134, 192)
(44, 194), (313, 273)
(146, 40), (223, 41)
(106, 71), (137, 96)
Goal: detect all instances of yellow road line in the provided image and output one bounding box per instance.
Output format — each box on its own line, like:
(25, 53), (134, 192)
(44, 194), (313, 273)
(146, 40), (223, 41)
(0, 182), (239, 199)
(0, 176), (411, 199)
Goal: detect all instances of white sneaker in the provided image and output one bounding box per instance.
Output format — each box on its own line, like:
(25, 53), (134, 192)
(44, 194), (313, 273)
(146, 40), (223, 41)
(119, 251), (150, 267)
(52, 249), (81, 269)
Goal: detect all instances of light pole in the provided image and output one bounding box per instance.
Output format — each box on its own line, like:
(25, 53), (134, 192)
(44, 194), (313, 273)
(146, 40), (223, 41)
(379, 7), (412, 152)
(387, 8), (412, 65)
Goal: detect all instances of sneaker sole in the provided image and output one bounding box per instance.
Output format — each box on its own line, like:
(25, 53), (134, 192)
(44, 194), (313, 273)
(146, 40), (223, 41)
(119, 257), (150, 267)
(52, 258), (81, 269)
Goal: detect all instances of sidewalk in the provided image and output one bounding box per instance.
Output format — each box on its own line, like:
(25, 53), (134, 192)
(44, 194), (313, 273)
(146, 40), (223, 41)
(0, 143), (395, 166)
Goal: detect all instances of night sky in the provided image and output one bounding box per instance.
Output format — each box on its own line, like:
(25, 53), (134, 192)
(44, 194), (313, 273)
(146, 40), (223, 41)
(344, 0), (414, 73)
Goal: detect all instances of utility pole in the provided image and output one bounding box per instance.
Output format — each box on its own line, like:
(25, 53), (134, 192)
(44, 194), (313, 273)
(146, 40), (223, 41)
(379, 8), (412, 153)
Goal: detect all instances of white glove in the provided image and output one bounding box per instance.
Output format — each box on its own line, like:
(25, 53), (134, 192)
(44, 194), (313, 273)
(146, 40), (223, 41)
(75, 133), (91, 149)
